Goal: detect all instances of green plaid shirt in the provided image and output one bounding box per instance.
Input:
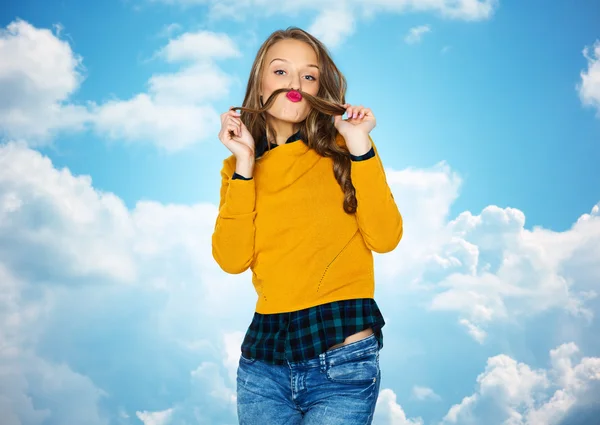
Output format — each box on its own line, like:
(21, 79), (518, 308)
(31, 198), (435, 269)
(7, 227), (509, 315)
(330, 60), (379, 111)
(241, 298), (385, 365)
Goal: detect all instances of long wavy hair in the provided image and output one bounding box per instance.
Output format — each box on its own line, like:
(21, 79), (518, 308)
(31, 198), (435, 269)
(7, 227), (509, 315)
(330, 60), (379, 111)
(231, 27), (357, 214)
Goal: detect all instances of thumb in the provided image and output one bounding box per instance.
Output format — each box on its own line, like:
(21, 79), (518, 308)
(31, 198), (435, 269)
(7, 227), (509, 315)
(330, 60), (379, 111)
(333, 114), (343, 126)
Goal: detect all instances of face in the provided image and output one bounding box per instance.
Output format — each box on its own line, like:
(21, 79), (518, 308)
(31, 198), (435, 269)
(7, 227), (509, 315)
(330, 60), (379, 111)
(260, 38), (320, 126)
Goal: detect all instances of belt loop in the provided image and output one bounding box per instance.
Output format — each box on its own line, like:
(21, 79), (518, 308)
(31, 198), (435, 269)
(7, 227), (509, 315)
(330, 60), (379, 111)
(319, 351), (326, 373)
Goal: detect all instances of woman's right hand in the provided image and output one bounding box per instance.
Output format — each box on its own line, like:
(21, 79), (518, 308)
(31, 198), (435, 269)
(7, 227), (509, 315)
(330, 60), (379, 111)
(218, 109), (255, 160)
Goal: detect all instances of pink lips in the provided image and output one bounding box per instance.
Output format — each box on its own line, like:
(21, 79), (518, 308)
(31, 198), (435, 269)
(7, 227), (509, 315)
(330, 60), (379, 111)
(286, 90), (302, 102)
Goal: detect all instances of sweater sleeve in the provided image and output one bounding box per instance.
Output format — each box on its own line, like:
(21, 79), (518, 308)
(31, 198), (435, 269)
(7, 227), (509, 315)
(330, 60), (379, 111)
(211, 156), (256, 273)
(350, 136), (403, 253)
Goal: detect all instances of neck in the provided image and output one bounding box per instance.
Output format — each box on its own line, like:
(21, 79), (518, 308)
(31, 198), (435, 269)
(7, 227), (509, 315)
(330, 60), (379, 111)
(267, 117), (299, 146)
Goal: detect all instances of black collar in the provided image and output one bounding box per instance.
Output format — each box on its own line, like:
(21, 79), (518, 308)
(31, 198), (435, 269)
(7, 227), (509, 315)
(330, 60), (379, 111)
(255, 130), (304, 159)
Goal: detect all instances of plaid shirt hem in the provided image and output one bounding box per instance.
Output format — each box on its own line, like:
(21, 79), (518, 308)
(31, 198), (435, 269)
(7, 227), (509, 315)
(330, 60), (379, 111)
(240, 298), (385, 364)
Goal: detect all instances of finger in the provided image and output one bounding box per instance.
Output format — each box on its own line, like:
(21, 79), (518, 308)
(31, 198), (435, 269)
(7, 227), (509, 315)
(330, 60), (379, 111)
(228, 116), (241, 126)
(346, 105), (354, 119)
(229, 117), (242, 135)
(226, 115), (241, 126)
(227, 122), (239, 137)
(343, 104), (350, 117)
(222, 108), (240, 123)
(355, 105), (364, 119)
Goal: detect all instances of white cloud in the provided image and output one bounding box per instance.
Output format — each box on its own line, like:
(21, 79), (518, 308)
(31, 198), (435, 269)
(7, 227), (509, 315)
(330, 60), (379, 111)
(0, 141), (137, 283)
(441, 343), (600, 425)
(145, 0), (498, 47)
(459, 319), (487, 344)
(404, 25), (431, 44)
(137, 408), (173, 425)
(150, 0), (499, 21)
(378, 188), (600, 341)
(91, 30), (240, 151)
(411, 385), (441, 401)
(136, 359), (239, 425)
(309, 6), (356, 48)
(375, 389), (424, 425)
(477, 355), (548, 406)
(0, 20), (239, 152)
(223, 331), (246, 384)
(136, 336), (244, 425)
(91, 94), (220, 152)
(0, 140), (255, 423)
(376, 161), (464, 283)
(0, 19), (89, 143)
(157, 30), (241, 62)
(433, 0), (498, 20)
(148, 62), (234, 104)
(443, 394), (477, 424)
(157, 23), (182, 39)
(0, 265), (110, 425)
(0, 351), (110, 425)
(578, 40), (600, 117)
(370, 162), (597, 343)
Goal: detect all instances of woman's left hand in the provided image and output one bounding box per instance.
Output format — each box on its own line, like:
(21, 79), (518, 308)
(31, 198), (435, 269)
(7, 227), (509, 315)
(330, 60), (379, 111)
(333, 104), (377, 137)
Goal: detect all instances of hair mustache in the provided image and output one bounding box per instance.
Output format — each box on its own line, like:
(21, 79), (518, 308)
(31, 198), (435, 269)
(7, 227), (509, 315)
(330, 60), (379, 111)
(231, 88), (346, 116)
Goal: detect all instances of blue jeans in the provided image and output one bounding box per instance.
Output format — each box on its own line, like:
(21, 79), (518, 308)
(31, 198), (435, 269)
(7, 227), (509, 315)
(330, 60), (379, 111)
(236, 333), (381, 424)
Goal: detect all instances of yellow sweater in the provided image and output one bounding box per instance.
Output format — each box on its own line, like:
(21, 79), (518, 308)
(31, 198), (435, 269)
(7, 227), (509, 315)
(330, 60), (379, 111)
(212, 134), (403, 314)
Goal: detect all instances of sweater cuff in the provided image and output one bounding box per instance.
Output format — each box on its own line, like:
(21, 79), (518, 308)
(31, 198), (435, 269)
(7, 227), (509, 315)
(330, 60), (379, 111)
(350, 143), (387, 194)
(350, 146), (375, 161)
(224, 177), (256, 215)
(232, 172), (253, 180)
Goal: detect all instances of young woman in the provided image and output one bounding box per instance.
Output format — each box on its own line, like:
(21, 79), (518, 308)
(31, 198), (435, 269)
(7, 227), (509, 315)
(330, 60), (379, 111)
(212, 27), (403, 425)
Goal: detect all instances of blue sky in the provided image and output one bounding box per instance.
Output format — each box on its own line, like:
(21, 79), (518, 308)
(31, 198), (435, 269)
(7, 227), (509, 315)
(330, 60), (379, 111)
(1, 1), (599, 424)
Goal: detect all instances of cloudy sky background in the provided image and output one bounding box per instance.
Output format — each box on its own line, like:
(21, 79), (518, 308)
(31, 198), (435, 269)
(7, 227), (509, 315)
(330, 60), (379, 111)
(1, 0), (600, 424)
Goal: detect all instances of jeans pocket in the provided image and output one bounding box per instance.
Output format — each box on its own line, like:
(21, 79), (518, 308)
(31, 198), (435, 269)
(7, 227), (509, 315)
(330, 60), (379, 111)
(325, 349), (379, 385)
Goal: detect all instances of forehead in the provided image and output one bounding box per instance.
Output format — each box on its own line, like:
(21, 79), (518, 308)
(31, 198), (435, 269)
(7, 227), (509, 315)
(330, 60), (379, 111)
(265, 39), (318, 65)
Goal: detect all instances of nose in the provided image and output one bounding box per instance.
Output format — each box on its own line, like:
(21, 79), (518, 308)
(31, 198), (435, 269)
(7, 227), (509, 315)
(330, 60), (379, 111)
(289, 73), (301, 91)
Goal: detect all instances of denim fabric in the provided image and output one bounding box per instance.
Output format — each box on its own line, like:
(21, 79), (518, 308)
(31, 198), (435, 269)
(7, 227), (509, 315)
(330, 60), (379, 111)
(236, 333), (381, 424)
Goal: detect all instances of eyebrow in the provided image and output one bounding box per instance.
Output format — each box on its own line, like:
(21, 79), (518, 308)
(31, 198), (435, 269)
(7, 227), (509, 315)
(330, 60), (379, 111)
(270, 57), (319, 69)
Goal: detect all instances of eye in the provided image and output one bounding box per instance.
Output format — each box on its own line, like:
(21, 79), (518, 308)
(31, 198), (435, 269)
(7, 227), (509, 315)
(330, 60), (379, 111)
(273, 69), (316, 81)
